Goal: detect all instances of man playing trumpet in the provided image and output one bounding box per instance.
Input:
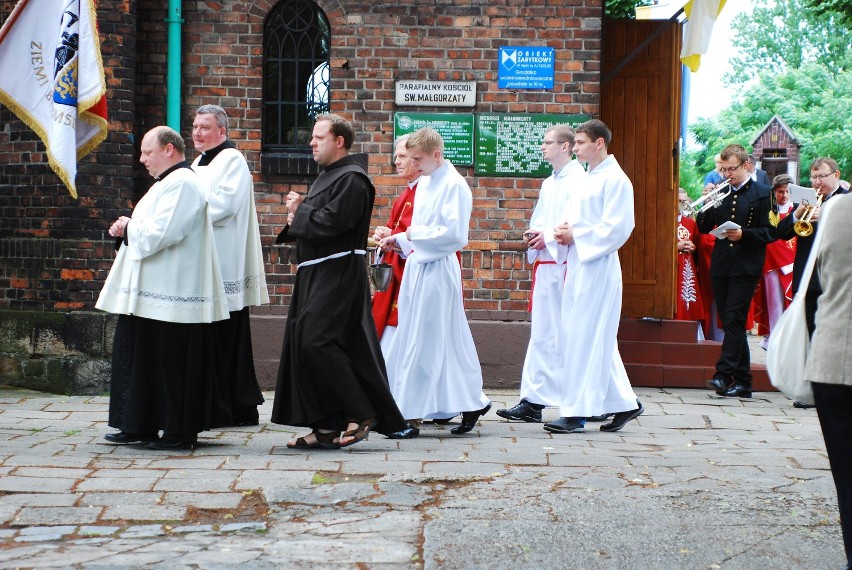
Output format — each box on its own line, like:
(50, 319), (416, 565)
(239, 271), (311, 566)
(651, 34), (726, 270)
(697, 144), (775, 399)
(776, 157), (849, 336)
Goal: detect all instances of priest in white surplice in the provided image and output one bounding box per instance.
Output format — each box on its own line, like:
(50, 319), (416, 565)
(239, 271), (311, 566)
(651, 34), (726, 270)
(548, 119), (643, 435)
(191, 105), (269, 426)
(497, 124), (586, 424)
(380, 128), (491, 435)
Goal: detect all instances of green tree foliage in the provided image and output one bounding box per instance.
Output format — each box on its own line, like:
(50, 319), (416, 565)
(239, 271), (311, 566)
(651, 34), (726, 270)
(681, 64), (852, 192)
(605, 0), (653, 19)
(727, 0), (852, 84)
(804, 0), (852, 28)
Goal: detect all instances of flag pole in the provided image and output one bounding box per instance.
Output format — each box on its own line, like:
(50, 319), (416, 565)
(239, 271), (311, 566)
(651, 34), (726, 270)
(0, 0), (31, 46)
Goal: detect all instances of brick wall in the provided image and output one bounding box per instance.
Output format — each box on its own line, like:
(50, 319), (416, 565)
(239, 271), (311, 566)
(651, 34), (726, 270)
(1, 0), (603, 391)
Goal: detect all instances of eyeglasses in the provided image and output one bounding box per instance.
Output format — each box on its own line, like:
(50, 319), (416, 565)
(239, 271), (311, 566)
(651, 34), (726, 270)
(810, 170), (839, 182)
(720, 163), (744, 174)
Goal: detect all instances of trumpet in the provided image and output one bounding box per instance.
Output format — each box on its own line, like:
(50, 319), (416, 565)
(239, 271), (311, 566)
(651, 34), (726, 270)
(793, 194), (824, 237)
(690, 180), (732, 214)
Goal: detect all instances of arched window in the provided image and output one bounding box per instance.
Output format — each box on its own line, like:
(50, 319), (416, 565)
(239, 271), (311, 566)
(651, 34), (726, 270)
(262, 0), (330, 167)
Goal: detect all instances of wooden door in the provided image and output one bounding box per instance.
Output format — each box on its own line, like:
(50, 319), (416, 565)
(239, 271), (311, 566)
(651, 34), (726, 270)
(601, 19), (682, 318)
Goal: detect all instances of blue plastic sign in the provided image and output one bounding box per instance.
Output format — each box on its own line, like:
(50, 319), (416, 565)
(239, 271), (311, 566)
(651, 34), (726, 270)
(498, 46), (555, 89)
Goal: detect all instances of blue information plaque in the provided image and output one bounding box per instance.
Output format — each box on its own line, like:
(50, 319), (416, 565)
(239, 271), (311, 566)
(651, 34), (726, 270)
(497, 46), (555, 90)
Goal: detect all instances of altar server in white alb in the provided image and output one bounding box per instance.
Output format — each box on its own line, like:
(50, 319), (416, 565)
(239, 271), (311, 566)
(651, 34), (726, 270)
(97, 126), (230, 450)
(549, 119), (643, 435)
(191, 105), (269, 426)
(380, 128), (491, 435)
(497, 124), (586, 424)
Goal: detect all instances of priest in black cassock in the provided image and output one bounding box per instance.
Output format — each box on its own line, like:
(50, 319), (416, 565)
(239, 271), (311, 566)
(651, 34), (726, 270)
(271, 114), (405, 449)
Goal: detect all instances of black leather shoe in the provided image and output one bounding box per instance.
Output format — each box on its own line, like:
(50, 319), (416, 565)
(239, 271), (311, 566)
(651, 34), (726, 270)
(721, 384), (752, 398)
(451, 403), (491, 435)
(543, 417), (585, 434)
(387, 423), (420, 439)
(792, 400), (815, 409)
(706, 376), (730, 395)
(432, 416), (456, 425)
(600, 400), (644, 432)
(495, 400), (542, 423)
(104, 431), (158, 444)
(147, 435), (197, 450)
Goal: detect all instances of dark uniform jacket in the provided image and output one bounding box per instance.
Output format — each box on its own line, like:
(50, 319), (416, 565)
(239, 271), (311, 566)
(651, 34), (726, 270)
(776, 187), (850, 295)
(696, 179), (775, 278)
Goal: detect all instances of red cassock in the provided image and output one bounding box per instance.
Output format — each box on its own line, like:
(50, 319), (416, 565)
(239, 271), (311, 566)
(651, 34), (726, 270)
(750, 208), (796, 336)
(675, 216), (706, 321)
(372, 184), (416, 339)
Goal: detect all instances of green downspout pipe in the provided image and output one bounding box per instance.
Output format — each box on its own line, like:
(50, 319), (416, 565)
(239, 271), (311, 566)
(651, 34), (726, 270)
(165, 0), (183, 131)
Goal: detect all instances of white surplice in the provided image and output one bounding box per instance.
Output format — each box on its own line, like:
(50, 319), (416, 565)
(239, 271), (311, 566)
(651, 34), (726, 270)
(520, 160), (586, 407)
(386, 161), (490, 419)
(192, 147), (269, 311)
(96, 167), (229, 324)
(558, 155), (638, 417)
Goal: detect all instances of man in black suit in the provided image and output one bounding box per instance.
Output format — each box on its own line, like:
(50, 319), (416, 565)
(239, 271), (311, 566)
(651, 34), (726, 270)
(746, 154), (771, 186)
(698, 144), (775, 398)
(776, 157), (849, 336)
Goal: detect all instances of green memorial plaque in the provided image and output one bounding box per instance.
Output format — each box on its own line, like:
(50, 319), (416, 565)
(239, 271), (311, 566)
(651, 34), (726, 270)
(475, 113), (591, 177)
(394, 113), (474, 166)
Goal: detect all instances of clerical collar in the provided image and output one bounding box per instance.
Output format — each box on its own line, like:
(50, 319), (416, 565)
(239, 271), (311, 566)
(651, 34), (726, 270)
(408, 176), (421, 189)
(196, 140), (235, 166)
(155, 161), (191, 181)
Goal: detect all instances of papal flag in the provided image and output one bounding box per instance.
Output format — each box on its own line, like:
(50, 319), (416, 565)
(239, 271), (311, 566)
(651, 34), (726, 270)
(680, 0), (728, 73)
(0, 0), (108, 198)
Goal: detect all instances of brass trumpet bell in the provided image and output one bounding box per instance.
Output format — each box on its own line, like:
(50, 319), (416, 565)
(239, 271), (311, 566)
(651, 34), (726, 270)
(793, 194), (823, 237)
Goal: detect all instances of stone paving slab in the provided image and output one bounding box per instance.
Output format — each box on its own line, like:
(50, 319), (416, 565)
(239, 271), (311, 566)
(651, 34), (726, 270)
(0, 386), (845, 569)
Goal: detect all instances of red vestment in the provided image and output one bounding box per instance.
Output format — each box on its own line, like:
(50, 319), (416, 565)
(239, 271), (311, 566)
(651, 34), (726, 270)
(675, 216), (706, 321)
(372, 184), (416, 339)
(751, 207), (796, 335)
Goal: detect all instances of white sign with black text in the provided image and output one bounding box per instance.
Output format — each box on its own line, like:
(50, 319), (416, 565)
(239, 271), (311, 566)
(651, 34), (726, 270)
(395, 81), (477, 107)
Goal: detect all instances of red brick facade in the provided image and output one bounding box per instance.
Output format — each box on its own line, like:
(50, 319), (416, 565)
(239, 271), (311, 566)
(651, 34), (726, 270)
(1, 0), (604, 391)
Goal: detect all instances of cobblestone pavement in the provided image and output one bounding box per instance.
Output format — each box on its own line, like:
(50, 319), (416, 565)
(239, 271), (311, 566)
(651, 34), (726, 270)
(0, 385), (842, 569)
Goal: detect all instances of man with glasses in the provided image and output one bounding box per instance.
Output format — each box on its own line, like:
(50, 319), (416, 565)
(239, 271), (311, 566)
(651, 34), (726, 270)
(497, 124), (586, 424)
(745, 154), (771, 186)
(777, 158), (848, 336)
(698, 144), (775, 399)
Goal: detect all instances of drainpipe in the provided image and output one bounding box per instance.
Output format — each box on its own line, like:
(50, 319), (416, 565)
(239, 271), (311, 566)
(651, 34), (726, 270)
(165, 0), (183, 131)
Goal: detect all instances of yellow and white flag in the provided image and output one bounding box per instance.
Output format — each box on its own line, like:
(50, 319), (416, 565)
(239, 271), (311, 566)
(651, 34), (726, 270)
(0, 0), (108, 198)
(680, 0), (728, 73)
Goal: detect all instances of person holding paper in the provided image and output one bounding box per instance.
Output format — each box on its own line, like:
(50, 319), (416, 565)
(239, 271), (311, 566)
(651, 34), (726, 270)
(697, 144), (775, 399)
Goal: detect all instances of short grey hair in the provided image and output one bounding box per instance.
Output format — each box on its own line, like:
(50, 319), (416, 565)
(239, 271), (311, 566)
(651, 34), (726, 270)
(772, 174), (793, 188)
(196, 104), (229, 131)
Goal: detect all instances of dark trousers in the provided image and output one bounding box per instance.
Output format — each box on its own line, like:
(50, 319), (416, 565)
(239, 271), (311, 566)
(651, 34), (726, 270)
(812, 382), (852, 567)
(711, 275), (759, 386)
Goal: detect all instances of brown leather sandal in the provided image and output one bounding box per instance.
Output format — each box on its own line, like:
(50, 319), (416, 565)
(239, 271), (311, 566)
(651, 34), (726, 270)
(337, 418), (378, 448)
(287, 430), (339, 449)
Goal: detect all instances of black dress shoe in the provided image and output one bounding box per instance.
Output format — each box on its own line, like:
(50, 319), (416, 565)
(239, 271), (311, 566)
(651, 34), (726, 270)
(451, 403), (491, 435)
(792, 400), (815, 409)
(147, 435), (197, 450)
(432, 416), (456, 425)
(706, 376), (730, 395)
(600, 400), (644, 432)
(104, 431), (158, 444)
(387, 424), (420, 439)
(543, 417), (585, 434)
(495, 400), (543, 423)
(721, 384), (752, 398)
